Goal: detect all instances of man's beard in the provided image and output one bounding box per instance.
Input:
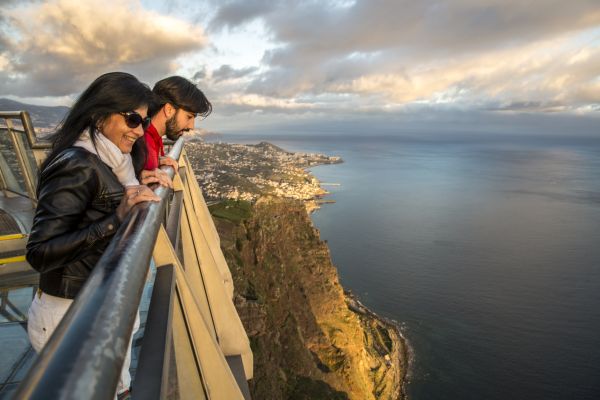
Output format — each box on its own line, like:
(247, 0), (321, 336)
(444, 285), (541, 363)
(165, 114), (187, 141)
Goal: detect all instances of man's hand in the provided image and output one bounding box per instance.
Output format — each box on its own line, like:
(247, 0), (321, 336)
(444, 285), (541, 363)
(140, 169), (173, 188)
(159, 156), (179, 171)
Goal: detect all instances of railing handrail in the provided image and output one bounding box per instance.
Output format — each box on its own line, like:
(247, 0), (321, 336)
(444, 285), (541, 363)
(0, 111), (51, 149)
(14, 139), (185, 400)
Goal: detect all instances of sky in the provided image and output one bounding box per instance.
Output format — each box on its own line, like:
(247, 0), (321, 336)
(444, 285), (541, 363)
(0, 0), (599, 136)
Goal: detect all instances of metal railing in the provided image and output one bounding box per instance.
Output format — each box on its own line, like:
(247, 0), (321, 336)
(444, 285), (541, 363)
(14, 141), (182, 399)
(0, 112), (48, 150)
(7, 114), (252, 399)
(0, 112), (50, 203)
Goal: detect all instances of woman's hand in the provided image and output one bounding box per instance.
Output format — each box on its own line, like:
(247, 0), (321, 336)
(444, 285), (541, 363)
(116, 185), (161, 221)
(140, 169), (173, 188)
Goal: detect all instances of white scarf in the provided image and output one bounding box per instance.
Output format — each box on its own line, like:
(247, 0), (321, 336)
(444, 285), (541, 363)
(74, 130), (139, 187)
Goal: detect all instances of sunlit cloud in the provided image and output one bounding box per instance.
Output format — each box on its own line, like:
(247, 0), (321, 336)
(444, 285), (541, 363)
(0, 0), (207, 97)
(207, 0), (600, 114)
(219, 93), (316, 112)
(320, 31), (600, 111)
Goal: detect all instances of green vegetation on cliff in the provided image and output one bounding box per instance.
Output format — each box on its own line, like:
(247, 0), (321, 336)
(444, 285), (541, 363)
(209, 199), (253, 223)
(210, 197), (404, 400)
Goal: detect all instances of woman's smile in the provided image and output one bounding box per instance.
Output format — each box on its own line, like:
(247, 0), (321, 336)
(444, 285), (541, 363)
(101, 106), (148, 153)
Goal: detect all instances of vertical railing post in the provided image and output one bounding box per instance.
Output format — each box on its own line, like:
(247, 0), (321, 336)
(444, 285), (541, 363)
(132, 264), (176, 400)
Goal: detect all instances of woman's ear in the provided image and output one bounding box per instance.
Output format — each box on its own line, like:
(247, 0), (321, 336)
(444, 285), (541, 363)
(93, 115), (105, 132)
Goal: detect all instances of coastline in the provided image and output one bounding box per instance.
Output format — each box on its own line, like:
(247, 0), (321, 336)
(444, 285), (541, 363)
(345, 290), (411, 400)
(305, 158), (411, 399)
(303, 165), (336, 214)
(192, 140), (410, 398)
(213, 196), (408, 399)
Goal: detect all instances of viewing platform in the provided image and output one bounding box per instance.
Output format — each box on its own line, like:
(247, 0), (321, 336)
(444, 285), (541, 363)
(0, 111), (253, 399)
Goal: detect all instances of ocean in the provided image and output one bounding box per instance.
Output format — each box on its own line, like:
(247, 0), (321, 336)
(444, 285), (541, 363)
(209, 133), (600, 400)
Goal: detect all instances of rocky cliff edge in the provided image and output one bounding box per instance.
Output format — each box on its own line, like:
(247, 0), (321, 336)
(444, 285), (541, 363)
(211, 197), (407, 400)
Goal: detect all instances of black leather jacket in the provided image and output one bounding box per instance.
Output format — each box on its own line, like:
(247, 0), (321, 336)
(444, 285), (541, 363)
(26, 147), (123, 299)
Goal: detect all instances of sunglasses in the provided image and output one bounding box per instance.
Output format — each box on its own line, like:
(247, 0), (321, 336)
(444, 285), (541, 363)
(119, 111), (151, 130)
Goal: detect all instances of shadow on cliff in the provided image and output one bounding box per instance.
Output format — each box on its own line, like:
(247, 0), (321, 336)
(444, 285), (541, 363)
(289, 377), (349, 400)
(212, 198), (359, 399)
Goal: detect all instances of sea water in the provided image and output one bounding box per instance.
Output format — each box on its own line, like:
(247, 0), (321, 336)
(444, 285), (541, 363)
(212, 133), (600, 400)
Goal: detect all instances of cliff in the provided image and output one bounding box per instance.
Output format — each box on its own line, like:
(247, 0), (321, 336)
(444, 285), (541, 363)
(210, 197), (406, 399)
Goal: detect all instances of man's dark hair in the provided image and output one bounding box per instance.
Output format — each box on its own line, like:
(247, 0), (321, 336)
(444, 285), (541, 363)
(149, 76), (212, 118)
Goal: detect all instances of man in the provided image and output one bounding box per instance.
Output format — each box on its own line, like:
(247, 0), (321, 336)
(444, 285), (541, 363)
(144, 76), (212, 171)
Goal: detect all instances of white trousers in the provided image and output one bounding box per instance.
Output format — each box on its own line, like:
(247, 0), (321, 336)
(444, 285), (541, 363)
(27, 290), (140, 396)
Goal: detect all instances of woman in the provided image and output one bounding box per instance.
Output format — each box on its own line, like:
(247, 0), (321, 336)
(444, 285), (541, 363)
(26, 72), (166, 399)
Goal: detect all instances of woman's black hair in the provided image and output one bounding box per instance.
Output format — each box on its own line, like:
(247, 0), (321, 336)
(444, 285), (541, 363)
(43, 72), (154, 174)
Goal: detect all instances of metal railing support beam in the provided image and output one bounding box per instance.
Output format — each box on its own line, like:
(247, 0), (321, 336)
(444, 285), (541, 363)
(132, 264), (175, 400)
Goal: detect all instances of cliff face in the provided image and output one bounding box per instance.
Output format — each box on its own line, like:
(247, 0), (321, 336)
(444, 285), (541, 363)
(212, 197), (404, 400)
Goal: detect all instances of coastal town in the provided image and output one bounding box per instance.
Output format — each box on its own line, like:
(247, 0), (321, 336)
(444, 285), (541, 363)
(184, 140), (342, 210)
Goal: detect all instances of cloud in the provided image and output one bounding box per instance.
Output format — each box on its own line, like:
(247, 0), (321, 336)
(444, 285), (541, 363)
(0, 0), (207, 97)
(208, 0), (272, 32)
(212, 64), (258, 82)
(212, 0), (599, 58)
(192, 67), (208, 82)
(0, 0), (41, 5)
(3, 0), (598, 125)
(327, 35), (600, 107)
(206, 0), (600, 113)
(203, 99), (600, 138)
